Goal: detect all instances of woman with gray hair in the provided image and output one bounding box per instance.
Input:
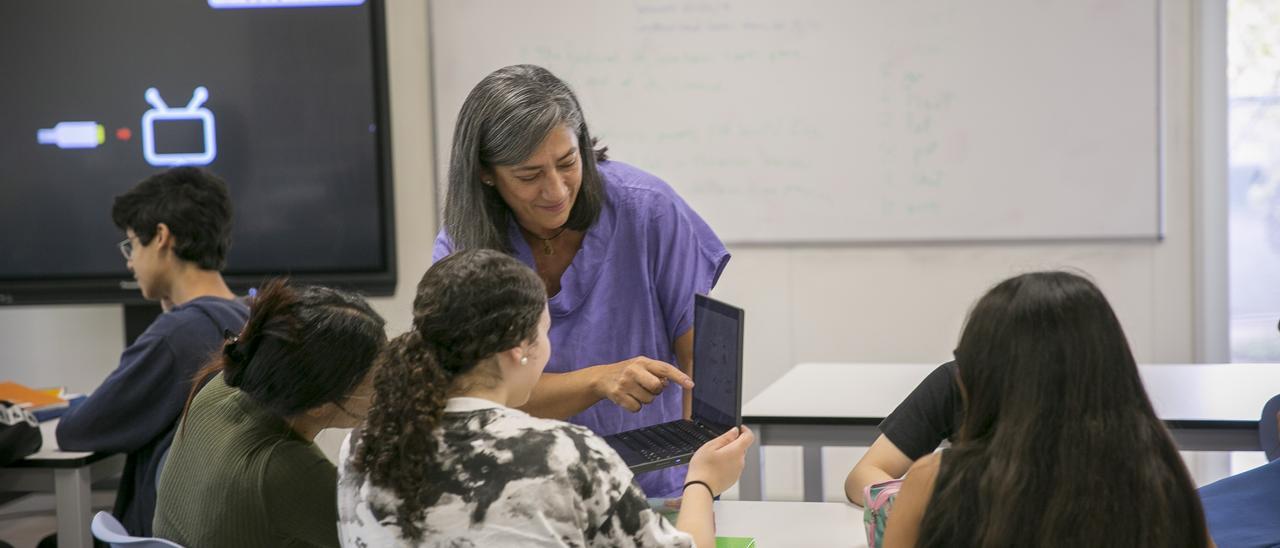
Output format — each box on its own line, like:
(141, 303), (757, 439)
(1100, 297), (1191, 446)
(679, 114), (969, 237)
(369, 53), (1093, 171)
(434, 64), (729, 497)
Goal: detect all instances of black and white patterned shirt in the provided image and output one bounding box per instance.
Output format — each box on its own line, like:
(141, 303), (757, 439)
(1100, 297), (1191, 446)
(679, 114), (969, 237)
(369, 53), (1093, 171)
(338, 398), (694, 547)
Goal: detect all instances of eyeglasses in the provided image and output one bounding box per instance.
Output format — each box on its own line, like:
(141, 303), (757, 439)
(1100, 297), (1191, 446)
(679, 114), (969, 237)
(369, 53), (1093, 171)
(117, 238), (134, 261)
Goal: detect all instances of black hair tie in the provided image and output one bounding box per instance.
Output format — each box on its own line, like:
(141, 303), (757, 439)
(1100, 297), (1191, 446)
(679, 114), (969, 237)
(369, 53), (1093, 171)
(223, 328), (247, 363)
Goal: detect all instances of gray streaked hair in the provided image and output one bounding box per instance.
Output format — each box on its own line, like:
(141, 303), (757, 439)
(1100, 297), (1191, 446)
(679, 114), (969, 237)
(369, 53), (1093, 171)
(443, 64), (608, 253)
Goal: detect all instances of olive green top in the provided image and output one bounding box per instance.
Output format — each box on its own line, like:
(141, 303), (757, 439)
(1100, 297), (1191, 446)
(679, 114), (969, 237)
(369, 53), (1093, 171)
(154, 373), (339, 547)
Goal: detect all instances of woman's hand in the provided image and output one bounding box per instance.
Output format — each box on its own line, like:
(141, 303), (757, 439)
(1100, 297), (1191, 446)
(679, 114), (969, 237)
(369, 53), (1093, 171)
(591, 357), (694, 412)
(685, 426), (755, 496)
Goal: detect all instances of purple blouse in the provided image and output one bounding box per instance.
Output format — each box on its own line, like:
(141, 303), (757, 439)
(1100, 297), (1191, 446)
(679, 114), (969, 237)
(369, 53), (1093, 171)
(433, 161), (730, 496)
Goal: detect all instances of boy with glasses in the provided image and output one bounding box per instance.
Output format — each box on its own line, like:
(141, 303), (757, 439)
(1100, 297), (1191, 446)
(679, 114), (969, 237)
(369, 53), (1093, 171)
(56, 167), (250, 536)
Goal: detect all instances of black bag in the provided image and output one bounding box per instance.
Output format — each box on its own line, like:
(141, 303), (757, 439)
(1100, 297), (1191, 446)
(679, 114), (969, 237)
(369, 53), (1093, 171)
(0, 400), (42, 465)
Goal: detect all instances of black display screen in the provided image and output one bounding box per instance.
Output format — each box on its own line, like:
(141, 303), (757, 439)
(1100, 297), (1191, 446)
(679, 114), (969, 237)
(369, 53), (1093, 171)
(692, 295), (744, 431)
(0, 0), (393, 303)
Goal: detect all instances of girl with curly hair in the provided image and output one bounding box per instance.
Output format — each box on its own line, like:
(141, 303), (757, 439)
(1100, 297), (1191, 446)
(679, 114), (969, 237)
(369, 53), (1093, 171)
(339, 249), (753, 547)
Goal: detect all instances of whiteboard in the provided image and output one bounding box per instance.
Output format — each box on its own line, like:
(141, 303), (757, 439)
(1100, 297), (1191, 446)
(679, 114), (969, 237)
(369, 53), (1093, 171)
(428, 0), (1161, 243)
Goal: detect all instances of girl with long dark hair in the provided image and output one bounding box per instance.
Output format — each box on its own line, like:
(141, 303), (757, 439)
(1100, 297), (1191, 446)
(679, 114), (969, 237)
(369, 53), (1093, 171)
(883, 271), (1211, 547)
(339, 249), (753, 547)
(154, 279), (386, 547)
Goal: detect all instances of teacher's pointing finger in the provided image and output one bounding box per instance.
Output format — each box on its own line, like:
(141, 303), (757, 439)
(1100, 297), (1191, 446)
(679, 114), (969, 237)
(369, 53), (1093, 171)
(643, 360), (694, 390)
(595, 357), (694, 413)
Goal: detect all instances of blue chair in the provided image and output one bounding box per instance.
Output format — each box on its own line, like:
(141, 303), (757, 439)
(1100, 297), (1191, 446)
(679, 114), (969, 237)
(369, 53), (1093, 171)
(1197, 394), (1280, 548)
(90, 512), (183, 548)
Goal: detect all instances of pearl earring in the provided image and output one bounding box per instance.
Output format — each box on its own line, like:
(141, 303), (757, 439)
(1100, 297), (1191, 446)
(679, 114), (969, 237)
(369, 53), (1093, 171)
(520, 356), (528, 365)
(483, 180), (494, 186)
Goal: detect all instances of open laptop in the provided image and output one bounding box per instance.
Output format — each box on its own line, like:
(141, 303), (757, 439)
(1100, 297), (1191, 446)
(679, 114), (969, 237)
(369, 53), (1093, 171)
(604, 294), (744, 474)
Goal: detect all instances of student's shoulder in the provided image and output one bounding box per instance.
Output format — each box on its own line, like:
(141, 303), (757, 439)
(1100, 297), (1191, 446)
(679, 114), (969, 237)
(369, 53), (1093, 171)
(262, 436), (337, 490)
(180, 296), (250, 324)
(490, 408), (598, 442)
(266, 437), (333, 469)
(146, 298), (243, 337)
(509, 410), (607, 443)
(546, 421), (632, 484)
(493, 410), (624, 470)
(916, 361), (959, 395)
(908, 451), (943, 477)
(142, 298), (245, 352)
(898, 451), (943, 505)
(554, 420), (619, 458)
(258, 438), (338, 531)
(188, 373), (236, 409)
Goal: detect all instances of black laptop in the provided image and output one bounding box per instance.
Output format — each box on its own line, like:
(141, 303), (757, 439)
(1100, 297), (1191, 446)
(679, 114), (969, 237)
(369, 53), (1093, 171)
(604, 294), (744, 474)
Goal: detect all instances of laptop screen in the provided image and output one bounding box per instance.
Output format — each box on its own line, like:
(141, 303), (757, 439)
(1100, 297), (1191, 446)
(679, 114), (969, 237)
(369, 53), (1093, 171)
(691, 294), (744, 433)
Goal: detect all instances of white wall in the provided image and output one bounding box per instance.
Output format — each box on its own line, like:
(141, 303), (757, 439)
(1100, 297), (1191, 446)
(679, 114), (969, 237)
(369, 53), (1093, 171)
(718, 1), (1205, 499)
(718, 0), (1199, 400)
(0, 0), (1212, 487)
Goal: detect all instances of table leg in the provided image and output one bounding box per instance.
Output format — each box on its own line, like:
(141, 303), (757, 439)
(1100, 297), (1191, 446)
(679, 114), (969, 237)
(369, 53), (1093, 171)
(54, 467), (93, 548)
(802, 444), (824, 502)
(739, 423), (764, 501)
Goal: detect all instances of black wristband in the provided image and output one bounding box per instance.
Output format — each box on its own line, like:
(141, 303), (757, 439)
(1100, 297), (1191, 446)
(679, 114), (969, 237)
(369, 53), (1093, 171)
(683, 480), (715, 498)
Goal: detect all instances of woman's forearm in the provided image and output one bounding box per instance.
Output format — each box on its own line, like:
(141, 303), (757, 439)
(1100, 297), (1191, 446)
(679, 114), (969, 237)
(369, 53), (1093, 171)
(518, 368), (606, 420)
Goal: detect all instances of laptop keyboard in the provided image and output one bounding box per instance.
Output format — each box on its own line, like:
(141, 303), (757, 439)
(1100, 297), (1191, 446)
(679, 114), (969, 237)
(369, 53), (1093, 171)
(614, 421), (719, 461)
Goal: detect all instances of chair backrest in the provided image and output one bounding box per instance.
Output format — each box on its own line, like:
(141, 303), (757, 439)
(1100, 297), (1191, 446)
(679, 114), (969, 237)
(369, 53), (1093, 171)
(1260, 394), (1280, 462)
(91, 512), (184, 548)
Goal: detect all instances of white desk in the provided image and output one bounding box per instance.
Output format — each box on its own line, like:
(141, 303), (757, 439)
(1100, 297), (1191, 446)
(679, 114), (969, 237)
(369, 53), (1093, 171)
(713, 500), (866, 547)
(739, 362), (1279, 502)
(0, 420), (123, 548)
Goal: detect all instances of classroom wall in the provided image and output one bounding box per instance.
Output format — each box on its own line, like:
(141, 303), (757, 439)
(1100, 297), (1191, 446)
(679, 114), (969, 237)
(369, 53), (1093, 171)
(715, 0), (1202, 498)
(0, 0), (1206, 487)
(717, 0), (1197, 399)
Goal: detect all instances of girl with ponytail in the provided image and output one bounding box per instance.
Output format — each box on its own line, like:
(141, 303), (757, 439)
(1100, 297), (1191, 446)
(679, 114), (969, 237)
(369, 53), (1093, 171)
(154, 279), (386, 547)
(339, 249), (753, 548)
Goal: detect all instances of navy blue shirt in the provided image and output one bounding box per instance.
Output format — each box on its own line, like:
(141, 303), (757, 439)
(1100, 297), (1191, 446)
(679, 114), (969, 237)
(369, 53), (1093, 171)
(1200, 458), (1280, 547)
(57, 296), (249, 536)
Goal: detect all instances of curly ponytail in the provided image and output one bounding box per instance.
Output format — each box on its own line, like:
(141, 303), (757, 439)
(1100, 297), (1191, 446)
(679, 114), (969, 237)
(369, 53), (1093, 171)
(352, 331), (450, 540)
(350, 249), (546, 541)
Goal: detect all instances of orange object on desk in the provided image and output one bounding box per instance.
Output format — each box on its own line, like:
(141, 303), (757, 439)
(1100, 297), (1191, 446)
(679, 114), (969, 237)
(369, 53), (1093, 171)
(0, 381), (66, 408)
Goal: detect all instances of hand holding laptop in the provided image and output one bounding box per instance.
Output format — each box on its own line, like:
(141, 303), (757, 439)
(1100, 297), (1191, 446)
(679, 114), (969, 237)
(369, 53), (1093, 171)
(593, 357), (694, 413)
(686, 425), (756, 496)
